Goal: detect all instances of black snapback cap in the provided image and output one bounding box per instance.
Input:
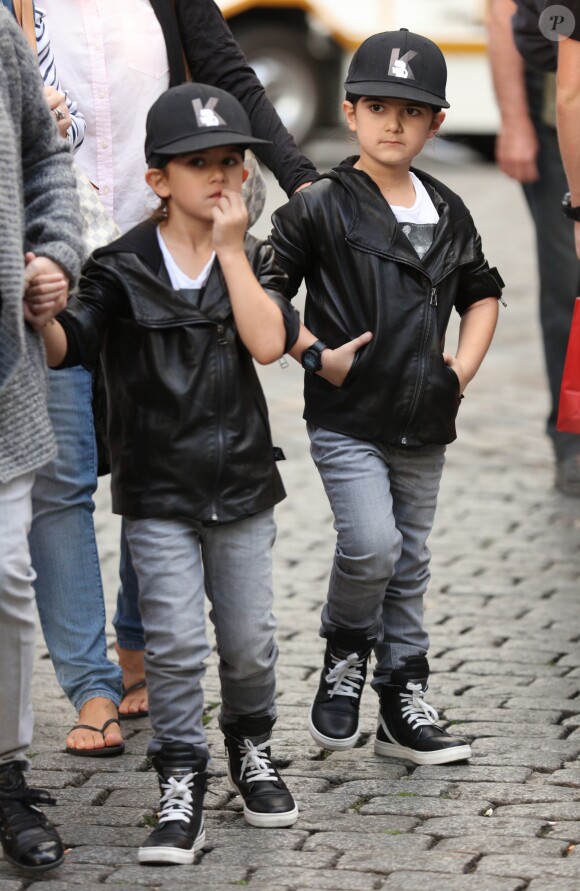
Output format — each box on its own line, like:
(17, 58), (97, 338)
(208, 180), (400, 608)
(145, 82), (270, 166)
(345, 29), (450, 109)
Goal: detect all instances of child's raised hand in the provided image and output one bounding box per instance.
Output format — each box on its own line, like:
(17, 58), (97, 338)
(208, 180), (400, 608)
(318, 331), (373, 387)
(212, 188), (248, 255)
(23, 252), (69, 329)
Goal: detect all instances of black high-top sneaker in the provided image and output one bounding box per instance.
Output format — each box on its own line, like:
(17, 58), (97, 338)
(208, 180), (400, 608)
(223, 715), (298, 828)
(375, 655), (471, 765)
(309, 631), (375, 750)
(138, 742), (207, 865)
(0, 761), (64, 872)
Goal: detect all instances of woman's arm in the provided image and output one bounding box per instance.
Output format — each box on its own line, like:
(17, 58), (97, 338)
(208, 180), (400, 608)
(174, 0), (317, 196)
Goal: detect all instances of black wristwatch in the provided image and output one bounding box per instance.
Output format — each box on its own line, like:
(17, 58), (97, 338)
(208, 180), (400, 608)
(301, 339), (328, 374)
(562, 192), (580, 221)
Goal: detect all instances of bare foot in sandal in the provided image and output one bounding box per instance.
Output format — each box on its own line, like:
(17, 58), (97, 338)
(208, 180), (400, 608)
(65, 697), (124, 755)
(115, 643), (149, 718)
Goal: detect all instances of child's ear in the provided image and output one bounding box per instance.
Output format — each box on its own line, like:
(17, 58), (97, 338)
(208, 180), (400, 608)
(145, 167), (170, 199)
(343, 100), (357, 133)
(242, 167), (249, 183)
(428, 111), (446, 139)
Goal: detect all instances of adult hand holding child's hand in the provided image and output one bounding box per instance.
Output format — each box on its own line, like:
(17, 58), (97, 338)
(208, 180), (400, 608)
(23, 252), (69, 329)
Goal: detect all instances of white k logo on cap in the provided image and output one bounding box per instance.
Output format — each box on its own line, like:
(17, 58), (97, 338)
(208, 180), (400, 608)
(388, 48), (417, 80)
(192, 97), (226, 127)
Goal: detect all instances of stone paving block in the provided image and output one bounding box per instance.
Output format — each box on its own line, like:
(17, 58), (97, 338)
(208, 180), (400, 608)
(527, 882), (580, 891)
(284, 758), (408, 782)
(448, 722), (566, 739)
(414, 816), (548, 838)
(548, 769), (580, 787)
(28, 885), (134, 891)
(296, 814), (420, 833)
(453, 783), (580, 805)
(245, 866), (378, 890)
(359, 797), (492, 818)
(303, 831), (432, 854)
(545, 823), (580, 842)
(442, 707), (562, 725)
(338, 849), (475, 875)
(0, 881), (26, 891)
(328, 779), (454, 799)
(434, 835), (568, 856)
(102, 862), (245, 887)
(476, 853), (580, 880)
(380, 872), (524, 890)
(58, 826), (149, 848)
(64, 847), (138, 867)
(52, 805), (150, 828)
(29, 754), (149, 772)
(505, 696), (580, 714)
(493, 803), (580, 820)
(413, 765), (532, 783)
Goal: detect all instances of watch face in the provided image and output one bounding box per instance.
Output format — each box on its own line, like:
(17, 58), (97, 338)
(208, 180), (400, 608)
(303, 350), (320, 373)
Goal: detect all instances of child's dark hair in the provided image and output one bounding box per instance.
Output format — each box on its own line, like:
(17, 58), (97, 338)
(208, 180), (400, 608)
(345, 92), (441, 114)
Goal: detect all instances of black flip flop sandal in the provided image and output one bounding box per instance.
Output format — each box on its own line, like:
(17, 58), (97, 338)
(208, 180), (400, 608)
(65, 717), (125, 757)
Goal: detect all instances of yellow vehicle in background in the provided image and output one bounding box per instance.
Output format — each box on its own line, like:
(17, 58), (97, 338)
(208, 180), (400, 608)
(217, 0), (499, 146)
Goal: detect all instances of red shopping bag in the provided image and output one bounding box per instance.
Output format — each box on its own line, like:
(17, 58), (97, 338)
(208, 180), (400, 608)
(557, 297), (580, 433)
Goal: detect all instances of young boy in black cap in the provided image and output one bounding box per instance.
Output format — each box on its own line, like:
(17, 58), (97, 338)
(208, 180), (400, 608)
(270, 30), (505, 765)
(36, 82), (300, 864)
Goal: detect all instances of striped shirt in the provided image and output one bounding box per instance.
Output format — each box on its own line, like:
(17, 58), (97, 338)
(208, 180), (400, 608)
(35, 5), (85, 150)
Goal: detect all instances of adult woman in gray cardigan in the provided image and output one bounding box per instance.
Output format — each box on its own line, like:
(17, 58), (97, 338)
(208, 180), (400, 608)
(0, 9), (83, 871)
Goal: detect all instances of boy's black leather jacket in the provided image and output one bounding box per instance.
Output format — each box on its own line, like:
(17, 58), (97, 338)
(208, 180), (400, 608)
(270, 158), (504, 448)
(58, 222), (299, 525)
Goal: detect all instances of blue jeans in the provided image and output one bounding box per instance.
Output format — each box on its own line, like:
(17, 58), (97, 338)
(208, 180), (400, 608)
(29, 367), (123, 710)
(113, 517), (145, 651)
(125, 509), (279, 760)
(524, 68), (580, 461)
(307, 424), (446, 687)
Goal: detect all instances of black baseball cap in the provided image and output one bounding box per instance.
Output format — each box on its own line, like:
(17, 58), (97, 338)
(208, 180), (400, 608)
(145, 82), (270, 166)
(344, 29), (450, 109)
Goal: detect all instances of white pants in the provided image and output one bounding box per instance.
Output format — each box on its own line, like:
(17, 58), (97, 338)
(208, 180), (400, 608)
(0, 471), (37, 765)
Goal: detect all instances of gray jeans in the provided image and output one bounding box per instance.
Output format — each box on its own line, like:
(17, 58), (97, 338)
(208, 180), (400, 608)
(308, 424), (446, 686)
(125, 509), (278, 759)
(0, 472), (36, 765)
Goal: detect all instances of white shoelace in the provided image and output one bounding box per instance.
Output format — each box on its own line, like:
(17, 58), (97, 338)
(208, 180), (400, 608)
(157, 772), (195, 824)
(324, 651), (365, 699)
(400, 682), (439, 729)
(238, 738), (279, 783)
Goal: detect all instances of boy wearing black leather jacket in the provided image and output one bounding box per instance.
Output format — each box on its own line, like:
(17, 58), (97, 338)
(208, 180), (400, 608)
(270, 30), (504, 765)
(37, 84), (300, 865)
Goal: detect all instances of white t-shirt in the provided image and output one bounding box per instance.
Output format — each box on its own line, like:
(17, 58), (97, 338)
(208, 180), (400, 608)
(157, 229), (215, 291)
(389, 172), (439, 260)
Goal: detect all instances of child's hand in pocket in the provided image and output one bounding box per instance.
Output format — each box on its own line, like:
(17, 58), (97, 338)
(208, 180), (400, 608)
(318, 331), (373, 387)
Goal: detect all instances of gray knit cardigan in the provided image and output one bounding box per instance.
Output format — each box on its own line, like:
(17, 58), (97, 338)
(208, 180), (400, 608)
(0, 9), (83, 482)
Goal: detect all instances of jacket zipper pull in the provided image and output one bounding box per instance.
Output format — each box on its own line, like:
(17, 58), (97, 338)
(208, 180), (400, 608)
(216, 324), (227, 345)
(430, 287), (438, 307)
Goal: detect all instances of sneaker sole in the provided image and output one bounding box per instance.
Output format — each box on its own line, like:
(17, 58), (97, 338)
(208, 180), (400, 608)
(374, 739), (472, 765)
(138, 829), (205, 865)
(243, 803), (299, 828)
(308, 709), (360, 751)
(2, 851), (64, 873)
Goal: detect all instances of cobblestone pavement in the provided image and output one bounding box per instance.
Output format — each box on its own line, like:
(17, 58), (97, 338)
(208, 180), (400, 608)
(4, 138), (580, 890)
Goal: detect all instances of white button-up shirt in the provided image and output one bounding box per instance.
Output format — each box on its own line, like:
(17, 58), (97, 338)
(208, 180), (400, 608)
(45, 0), (170, 233)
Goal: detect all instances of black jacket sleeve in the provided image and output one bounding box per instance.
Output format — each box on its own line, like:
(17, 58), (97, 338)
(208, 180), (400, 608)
(250, 238), (300, 352)
(269, 191), (316, 299)
(57, 260), (129, 370)
(454, 216), (505, 316)
(173, 0), (318, 196)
